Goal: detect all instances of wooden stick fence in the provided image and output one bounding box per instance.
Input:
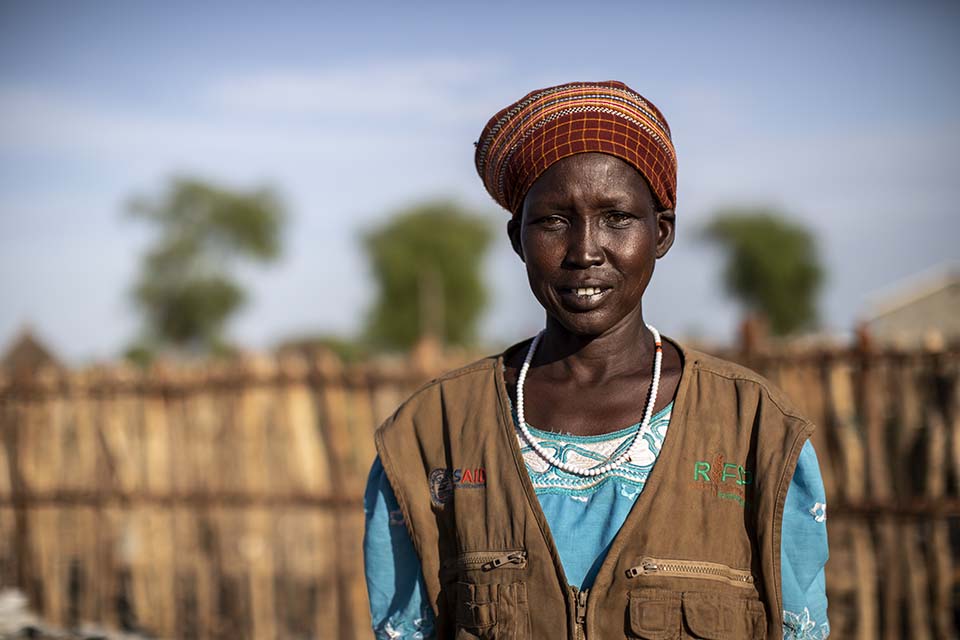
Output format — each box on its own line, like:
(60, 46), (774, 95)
(736, 342), (960, 640)
(0, 342), (958, 639)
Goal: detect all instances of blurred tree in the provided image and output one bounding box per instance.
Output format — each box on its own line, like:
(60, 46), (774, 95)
(126, 177), (285, 361)
(363, 201), (493, 350)
(703, 209), (823, 336)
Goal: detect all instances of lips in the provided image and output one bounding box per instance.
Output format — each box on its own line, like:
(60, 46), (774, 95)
(567, 286), (605, 296)
(556, 284), (613, 311)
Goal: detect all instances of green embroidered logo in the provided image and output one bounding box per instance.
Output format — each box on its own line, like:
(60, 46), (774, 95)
(693, 460), (752, 485)
(692, 456), (753, 508)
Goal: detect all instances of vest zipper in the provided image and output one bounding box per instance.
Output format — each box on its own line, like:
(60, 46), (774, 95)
(454, 550), (528, 572)
(572, 587), (589, 639)
(625, 556), (755, 588)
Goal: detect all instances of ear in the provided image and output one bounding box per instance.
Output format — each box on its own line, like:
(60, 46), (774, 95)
(655, 209), (676, 259)
(507, 215), (525, 262)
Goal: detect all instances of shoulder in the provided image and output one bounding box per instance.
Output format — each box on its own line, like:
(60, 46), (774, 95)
(429, 354), (502, 385)
(375, 354), (504, 440)
(403, 354), (500, 407)
(678, 342), (811, 426)
(383, 338), (535, 418)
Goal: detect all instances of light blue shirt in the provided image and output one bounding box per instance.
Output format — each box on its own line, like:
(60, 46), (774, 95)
(363, 403), (830, 639)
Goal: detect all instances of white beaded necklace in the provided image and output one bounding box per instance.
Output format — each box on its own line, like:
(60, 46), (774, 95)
(515, 325), (663, 477)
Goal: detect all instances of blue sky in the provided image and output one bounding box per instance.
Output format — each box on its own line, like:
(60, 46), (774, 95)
(1, 1), (958, 362)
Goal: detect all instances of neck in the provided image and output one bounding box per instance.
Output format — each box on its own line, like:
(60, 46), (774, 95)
(536, 307), (657, 383)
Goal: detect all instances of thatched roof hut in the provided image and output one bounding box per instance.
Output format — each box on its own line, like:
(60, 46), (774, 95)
(0, 327), (62, 377)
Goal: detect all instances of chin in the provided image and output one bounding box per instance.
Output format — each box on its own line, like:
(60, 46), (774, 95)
(548, 310), (618, 337)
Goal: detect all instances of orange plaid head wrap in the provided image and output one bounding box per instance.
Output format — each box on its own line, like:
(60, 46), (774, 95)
(475, 81), (677, 216)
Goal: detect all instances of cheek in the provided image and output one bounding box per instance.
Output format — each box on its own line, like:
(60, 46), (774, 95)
(611, 231), (654, 265)
(525, 257), (557, 303)
(612, 237), (657, 292)
(521, 232), (562, 273)
(520, 241), (563, 307)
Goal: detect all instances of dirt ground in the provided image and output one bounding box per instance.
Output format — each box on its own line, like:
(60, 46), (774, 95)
(0, 590), (150, 640)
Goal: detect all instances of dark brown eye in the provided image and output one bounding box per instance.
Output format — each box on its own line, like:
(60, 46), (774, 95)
(605, 211), (634, 227)
(537, 215), (567, 229)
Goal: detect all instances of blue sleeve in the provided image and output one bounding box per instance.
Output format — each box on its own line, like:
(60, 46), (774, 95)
(781, 440), (830, 639)
(363, 456), (437, 639)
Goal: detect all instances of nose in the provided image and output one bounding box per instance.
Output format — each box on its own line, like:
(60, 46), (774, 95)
(563, 219), (604, 268)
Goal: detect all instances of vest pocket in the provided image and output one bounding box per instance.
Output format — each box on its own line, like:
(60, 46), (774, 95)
(681, 591), (766, 639)
(627, 589), (767, 640)
(454, 581), (531, 639)
(627, 589), (682, 639)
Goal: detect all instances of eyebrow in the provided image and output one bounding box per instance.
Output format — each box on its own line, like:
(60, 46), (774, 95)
(591, 195), (634, 208)
(532, 193), (638, 210)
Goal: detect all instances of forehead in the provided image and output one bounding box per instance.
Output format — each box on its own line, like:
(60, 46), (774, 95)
(522, 153), (653, 211)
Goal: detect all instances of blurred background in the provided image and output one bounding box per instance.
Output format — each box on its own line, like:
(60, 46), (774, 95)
(1, 1), (958, 638)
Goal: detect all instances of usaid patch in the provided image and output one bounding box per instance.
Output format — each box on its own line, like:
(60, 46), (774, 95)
(429, 467), (486, 507)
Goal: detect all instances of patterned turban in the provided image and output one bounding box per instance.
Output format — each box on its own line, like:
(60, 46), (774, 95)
(475, 81), (677, 216)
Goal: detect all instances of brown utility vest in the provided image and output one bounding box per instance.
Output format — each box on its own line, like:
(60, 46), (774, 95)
(375, 340), (814, 639)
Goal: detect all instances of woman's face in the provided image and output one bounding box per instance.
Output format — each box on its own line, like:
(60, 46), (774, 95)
(509, 153), (675, 336)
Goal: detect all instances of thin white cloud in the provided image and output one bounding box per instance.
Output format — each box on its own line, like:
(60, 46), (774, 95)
(204, 57), (503, 122)
(676, 115), (960, 222)
(0, 56), (505, 159)
(0, 87), (403, 157)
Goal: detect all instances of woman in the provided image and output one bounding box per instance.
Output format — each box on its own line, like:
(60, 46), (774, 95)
(364, 81), (829, 639)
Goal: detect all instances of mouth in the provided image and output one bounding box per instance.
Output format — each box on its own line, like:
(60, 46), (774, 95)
(556, 285), (613, 309)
